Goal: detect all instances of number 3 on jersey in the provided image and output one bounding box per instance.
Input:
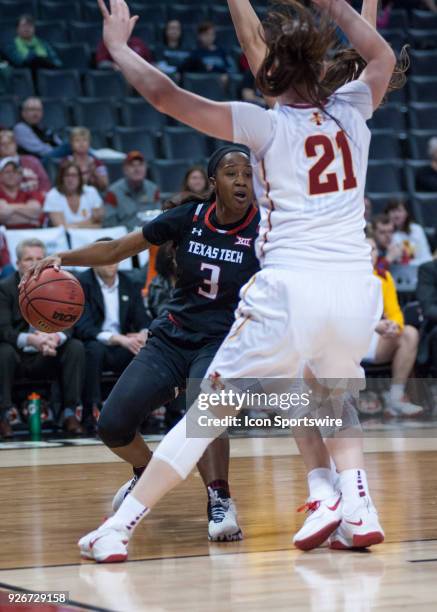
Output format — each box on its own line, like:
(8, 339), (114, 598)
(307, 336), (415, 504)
(198, 263), (221, 300)
(305, 130), (357, 196)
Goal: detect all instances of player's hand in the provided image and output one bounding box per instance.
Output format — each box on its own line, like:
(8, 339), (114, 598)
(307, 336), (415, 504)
(382, 321), (400, 338)
(97, 0), (139, 52)
(112, 334), (143, 355)
(375, 319), (392, 336)
(19, 255), (62, 289)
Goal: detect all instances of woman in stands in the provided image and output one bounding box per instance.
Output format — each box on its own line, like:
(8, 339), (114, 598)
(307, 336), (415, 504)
(26, 0), (396, 561)
(181, 165), (209, 196)
(385, 199), (432, 266)
(25, 144), (259, 544)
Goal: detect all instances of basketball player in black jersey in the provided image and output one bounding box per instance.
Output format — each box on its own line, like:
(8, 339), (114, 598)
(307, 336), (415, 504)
(24, 146), (260, 542)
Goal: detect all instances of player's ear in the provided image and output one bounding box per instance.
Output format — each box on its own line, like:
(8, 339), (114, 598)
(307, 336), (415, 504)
(209, 176), (217, 191)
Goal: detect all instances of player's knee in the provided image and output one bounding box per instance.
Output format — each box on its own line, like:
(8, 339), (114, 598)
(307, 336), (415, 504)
(97, 406), (136, 448)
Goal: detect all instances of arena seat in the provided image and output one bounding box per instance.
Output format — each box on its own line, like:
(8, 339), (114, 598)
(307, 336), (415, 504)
(52, 43), (91, 72)
(120, 98), (167, 132)
(409, 49), (437, 77)
(9, 69), (34, 99)
(84, 70), (129, 99)
(368, 104), (407, 132)
(369, 131), (404, 161)
(411, 193), (437, 231)
(366, 160), (405, 193)
(410, 10), (437, 30)
(69, 21), (102, 49)
(37, 69), (82, 99)
(210, 5), (233, 26)
(34, 20), (68, 45)
(112, 127), (159, 161)
(407, 29), (437, 50)
(408, 130), (436, 160)
(40, 97), (70, 130)
(132, 23), (157, 45)
(405, 159), (428, 193)
(215, 26), (239, 50)
(183, 73), (227, 101)
(0, 98), (18, 129)
(0, 0), (35, 19)
(39, 0), (82, 22)
(167, 4), (209, 24)
(72, 97), (118, 132)
(162, 127), (209, 160)
(409, 77), (437, 104)
(131, 3), (168, 24)
(149, 159), (194, 193)
(409, 103), (437, 130)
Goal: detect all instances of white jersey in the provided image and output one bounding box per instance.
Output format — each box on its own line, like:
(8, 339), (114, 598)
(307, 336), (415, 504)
(231, 80), (373, 272)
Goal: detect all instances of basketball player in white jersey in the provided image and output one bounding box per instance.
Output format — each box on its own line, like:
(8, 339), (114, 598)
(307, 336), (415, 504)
(62, 0), (396, 561)
(226, 0), (405, 551)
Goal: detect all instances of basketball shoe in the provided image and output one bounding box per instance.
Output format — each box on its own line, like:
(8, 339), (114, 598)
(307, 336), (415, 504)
(382, 392), (424, 418)
(78, 524), (129, 563)
(207, 487), (243, 542)
(293, 494), (342, 551)
(112, 476), (139, 512)
(329, 498), (384, 550)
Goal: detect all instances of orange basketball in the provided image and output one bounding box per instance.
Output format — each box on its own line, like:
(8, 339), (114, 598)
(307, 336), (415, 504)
(19, 267), (85, 333)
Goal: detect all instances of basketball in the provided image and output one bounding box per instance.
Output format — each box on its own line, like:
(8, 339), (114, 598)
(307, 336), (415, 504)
(19, 267), (85, 333)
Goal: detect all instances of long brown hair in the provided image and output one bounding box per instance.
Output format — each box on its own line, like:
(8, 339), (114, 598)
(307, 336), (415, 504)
(56, 160), (84, 196)
(256, 0), (408, 107)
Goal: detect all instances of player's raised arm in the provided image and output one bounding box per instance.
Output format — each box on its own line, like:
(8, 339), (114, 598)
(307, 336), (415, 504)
(227, 0), (266, 77)
(97, 0), (233, 141)
(19, 231), (150, 286)
(314, 0), (396, 109)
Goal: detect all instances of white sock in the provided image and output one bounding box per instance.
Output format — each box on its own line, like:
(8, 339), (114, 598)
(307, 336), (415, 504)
(307, 468), (335, 500)
(330, 457), (340, 489)
(104, 494), (150, 536)
(390, 383), (405, 402)
(339, 468), (371, 514)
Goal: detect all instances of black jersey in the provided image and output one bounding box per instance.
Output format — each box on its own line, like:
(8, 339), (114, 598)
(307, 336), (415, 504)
(142, 200), (260, 347)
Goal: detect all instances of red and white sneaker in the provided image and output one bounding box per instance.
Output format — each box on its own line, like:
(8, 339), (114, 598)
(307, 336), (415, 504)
(78, 524), (129, 563)
(293, 494), (342, 551)
(329, 499), (384, 550)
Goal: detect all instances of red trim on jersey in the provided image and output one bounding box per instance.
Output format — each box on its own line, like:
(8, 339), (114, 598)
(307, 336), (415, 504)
(259, 160), (275, 258)
(286, 100), (328, 109)
(204, 201), (258, 235)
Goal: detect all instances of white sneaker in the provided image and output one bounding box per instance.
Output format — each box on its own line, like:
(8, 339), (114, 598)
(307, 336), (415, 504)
(207, 487), (243, 542)
(329, 499), (384, 550)
(383, 393), (424, 418)
(293, 494), (342, 551)
(112, 476), (138, 513)
(78, 524), (129, 563)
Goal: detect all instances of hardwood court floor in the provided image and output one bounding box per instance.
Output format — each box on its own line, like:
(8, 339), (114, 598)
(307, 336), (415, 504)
(0, 437), (437, 611)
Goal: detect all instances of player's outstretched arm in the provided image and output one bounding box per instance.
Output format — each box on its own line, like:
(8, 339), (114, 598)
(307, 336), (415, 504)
(97, 0), (233, 141)
(314, 0), (396, 109)
(19, 231), (150, 286)
(227, 0), (265, 77)
(361, 0), (378, 28)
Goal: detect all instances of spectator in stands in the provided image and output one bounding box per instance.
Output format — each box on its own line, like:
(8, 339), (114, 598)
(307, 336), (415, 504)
(0, 239), (85, 437)
(147, 242), (176, 320)
(182, 166), (209, 195)
(65, 128), (108, 193)
(4, 15), (62, 71)
(0, 129), (51, 194)
(43, 161), (103, 229)
(103, 151), (160, 231)
(416, 137), (437, 193)
(363, 237), (423, 417)
(0, 158), (44, 229)
(371, 214), (403, 273)
(183, 22), (233, 74)
(0, 230), (14, 280)
(74, 238), (150, 426)
(385, 199), (432, 266)
(417, 257), (437, 374)
(14, 97), (69, 160)
(96, 35), (153, 70)
(156, 20), (191, 77)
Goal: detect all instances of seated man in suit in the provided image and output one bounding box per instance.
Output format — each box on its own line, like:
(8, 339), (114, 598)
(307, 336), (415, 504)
(0, 238), (85, 438)
(75, 238), (151, 427)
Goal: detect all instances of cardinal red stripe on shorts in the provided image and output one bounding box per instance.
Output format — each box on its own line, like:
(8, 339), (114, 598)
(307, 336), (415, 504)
(259, 160), (275, 258)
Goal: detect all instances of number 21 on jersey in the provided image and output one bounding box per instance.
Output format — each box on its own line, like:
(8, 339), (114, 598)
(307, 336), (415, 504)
(305, 130), (357, 196)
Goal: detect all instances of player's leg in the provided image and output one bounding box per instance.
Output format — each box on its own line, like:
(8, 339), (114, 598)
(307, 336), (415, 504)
(78, 269), (298, 562)
(188, 344), (242, 541)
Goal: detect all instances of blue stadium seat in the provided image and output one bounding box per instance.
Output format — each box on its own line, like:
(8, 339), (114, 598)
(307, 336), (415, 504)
(410, 10), (437, 30)
(52, 43), (91, 72)
(0, 18), (17, 42)
(112, 127), (159, 161)
(82, 1), (102, 21)
(120, 98), (167, 132)
(386, 9), (408, 29)
(215, 26), (239, 50)
(72, 98), (117, 132)
(409, 103), (437, 130)
(210, 5), (233, 25)
(379, 29), (407, 53)
(0, 98), (18, 129)
(84, 70), (129, 99)
(369, 131), (404, 161)
(366, 160), (405, 193)
(167, 4), (209, 24)
(149, 159), (194, 193)
(405, 159), (428, 194)
(0, 0), (36, 19)
(409, 77), (437, 104)
(184, 73), (227, 101)
(411, 193), (437, 230)
(34, 20), (68, 45)
(69, 21), (102, 49)
(132, 23), (157, 45)
(409, 50), (437, 77)
(368, 104), (407, 132)
(131, 3), (168, 24)
(10, 68), (34, 99)
(407, 29), (437, 50)
(37, 69), (82, 99)
(40, 98), (70, 130)
(39, 0), (81, 21)
(162, 127), (209, 159)
(408, 130), (435, 160)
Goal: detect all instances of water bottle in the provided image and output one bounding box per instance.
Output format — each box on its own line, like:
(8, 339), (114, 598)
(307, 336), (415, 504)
(28, 393), (41, 441)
